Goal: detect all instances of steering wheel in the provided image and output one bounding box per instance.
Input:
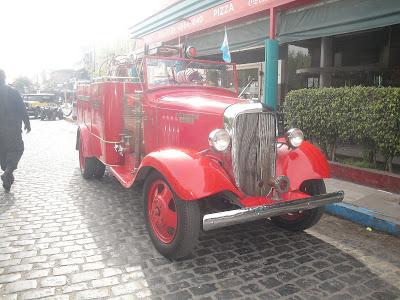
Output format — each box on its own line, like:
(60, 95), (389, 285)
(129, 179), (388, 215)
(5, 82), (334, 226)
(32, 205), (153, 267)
(187, 69), (204, 84)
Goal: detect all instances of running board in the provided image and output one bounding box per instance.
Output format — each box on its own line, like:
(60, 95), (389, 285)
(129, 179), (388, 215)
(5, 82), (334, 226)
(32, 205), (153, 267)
(203, 191), (344, 231)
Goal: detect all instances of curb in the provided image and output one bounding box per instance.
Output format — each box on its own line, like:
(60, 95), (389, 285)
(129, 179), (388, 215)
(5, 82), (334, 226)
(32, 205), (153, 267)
(325, 203), (400, 237)
(329, 161), (400, 194)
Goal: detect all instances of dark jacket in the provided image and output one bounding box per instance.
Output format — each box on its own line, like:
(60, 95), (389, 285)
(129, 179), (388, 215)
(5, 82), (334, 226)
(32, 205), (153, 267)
(0, 85), (30, 135)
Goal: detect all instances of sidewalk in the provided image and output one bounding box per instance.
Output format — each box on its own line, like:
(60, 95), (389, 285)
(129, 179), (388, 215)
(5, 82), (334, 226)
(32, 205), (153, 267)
(325, 178), (400, 237)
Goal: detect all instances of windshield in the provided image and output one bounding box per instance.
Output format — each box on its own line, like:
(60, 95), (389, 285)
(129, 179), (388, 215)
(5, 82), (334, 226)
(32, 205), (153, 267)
(145, 57), (237, 92)
(24, 95), (55, 102)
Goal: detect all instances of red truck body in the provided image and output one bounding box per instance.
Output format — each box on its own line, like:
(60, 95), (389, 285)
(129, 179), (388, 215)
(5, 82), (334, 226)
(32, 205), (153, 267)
(76, 47), (343, 259)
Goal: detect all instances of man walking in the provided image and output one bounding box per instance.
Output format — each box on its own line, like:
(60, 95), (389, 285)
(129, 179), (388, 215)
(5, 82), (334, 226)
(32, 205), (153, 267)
(0, 69), (31, 192)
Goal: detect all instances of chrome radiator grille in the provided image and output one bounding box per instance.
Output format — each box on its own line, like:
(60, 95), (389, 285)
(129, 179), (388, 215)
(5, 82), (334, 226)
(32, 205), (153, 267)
(231, 112), (276, 196)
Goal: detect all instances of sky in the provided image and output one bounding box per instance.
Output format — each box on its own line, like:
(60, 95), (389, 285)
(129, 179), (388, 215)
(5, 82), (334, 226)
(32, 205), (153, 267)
(0, 0), (163, 83)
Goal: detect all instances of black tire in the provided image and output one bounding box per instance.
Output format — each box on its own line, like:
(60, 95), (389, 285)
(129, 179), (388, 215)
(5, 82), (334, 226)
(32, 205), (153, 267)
(93, 159), (106, 179)
(81, 157), (97, 179)
(271, 179), (326, 231)
(143, 171), (200, 259)
(78, 139), (96, 179)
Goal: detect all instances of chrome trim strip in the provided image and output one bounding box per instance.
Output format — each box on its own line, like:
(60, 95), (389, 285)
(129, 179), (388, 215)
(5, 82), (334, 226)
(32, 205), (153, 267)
(203, 191), (344, 231)
(224, 102), (263, 134)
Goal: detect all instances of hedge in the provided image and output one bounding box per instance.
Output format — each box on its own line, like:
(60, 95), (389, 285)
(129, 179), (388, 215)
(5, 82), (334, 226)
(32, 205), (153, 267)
(284, 87), (400, 172)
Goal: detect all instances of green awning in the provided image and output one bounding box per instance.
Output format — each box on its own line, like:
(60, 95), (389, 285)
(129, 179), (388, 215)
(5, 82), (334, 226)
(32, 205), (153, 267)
(277, 0), (400, 43)
(184, 0), (400, 55)
(185, 17), (269, 56)
(130, 0), (227, 38)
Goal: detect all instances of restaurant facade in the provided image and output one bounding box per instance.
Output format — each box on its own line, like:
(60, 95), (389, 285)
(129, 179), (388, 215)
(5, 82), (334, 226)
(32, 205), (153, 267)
(130, 0), (400, 105)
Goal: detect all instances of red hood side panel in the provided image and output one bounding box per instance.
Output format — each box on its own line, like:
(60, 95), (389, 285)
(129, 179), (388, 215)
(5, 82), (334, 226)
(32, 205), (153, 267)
(143, 87), (245, 153)
(147, 87), (244, 115)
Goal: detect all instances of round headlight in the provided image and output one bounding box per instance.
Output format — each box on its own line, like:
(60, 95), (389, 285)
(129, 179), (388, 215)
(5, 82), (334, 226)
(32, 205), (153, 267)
(286, 128), (304, 148)
(208, 129), (231, 152)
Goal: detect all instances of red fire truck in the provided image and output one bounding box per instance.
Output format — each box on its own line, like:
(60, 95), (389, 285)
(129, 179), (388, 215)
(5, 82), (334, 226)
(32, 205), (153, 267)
(76, 44), (344, 259)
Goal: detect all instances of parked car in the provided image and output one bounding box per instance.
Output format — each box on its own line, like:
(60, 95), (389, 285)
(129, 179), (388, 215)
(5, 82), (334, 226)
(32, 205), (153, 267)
(23, 93), (56, 119)
(76, 44), (344, 259)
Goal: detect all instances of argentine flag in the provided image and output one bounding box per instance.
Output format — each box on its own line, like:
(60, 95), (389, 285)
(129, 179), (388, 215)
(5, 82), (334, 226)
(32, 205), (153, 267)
(220, 27), (231, 63)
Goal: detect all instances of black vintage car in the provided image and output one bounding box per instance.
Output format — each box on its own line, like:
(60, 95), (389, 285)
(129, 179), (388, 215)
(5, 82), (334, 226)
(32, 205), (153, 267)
(23, 94), (55, 119)
(40, 102), (64, 120)
(23, 93), (63, 120)
(22, 93), (63, 120)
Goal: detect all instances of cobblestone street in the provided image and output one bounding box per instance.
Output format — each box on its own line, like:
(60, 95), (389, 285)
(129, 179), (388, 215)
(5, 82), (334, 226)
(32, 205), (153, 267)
(0, 119), (400, 300)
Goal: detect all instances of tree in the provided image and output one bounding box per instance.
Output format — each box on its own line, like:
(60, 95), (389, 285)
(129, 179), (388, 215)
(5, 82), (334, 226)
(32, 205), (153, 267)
(12, 77), (34, 94)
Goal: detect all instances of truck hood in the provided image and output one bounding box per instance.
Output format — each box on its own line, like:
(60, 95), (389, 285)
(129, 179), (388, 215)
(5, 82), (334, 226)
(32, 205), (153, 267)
(153, 87), (244, 115)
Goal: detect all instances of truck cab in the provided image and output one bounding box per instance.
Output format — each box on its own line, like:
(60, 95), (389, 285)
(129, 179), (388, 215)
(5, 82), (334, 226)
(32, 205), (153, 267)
(76, 44), (344, 259)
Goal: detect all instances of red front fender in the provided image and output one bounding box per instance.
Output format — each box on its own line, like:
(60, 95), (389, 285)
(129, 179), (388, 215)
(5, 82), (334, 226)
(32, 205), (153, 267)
(139, 148), (238, 201)
(276, 141), (330, 191)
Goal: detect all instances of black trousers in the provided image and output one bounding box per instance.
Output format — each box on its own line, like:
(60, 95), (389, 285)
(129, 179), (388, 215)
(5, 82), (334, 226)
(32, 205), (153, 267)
(0, 130), (24, 173)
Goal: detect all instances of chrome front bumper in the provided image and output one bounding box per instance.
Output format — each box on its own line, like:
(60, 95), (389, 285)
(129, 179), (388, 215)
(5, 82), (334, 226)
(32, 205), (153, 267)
(203, 191), (344, 231)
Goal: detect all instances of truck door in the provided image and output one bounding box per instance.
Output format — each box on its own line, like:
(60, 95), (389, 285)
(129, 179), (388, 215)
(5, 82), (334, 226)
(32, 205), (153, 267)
(83, 84), (92, 128)
(90, 83), (102, 138)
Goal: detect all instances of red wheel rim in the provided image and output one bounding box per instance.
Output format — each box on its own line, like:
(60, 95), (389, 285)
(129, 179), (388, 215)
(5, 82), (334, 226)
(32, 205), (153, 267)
(279, 211), (306, 221)
(147, 180), (177, 244)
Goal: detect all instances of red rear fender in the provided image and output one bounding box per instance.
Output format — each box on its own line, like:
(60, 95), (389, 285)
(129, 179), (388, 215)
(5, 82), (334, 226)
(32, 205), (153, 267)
(77, 126), (101, 158)
(276, 141), (330, 191)
(139, 148), (238, 201)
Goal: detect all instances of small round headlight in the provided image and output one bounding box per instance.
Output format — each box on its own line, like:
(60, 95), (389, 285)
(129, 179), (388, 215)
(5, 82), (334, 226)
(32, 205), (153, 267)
(208, 129), (231, 152)
(286, 128), (304, 148)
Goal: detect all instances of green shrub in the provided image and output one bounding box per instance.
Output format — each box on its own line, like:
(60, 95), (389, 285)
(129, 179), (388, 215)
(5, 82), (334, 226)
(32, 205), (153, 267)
(284, 87), (400, 172)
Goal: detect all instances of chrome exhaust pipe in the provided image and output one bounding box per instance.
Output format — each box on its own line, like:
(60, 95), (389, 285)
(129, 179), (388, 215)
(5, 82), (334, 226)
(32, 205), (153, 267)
(203, 191), (344, 231)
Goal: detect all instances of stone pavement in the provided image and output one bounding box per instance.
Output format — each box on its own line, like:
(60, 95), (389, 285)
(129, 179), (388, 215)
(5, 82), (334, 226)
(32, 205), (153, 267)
(0, 119), (400, 300)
